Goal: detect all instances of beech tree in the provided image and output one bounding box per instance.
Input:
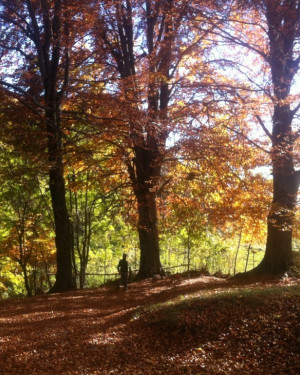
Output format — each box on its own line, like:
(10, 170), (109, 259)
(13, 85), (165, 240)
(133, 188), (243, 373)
(92, 0), (226, 277)
(257, 0), (300, 274)
(207, 0), (300, 275)
(92, 0), (189, 277)
(0, 0), (89, 291)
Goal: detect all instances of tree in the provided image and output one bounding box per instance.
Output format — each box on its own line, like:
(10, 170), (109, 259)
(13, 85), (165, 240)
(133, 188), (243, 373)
(0, 0), (90, 291)
(91, 0), (181, 277)
(206, 0), (300, 275)
(92, 0), (226, 277)
(257, 0), (300, 274)
(68, 170), (95, 289)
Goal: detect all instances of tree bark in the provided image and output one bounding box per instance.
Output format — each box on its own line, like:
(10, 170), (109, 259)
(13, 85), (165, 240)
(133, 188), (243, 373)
(258, 164), (300, 274)
(136, 190), (161, 277)
(49, 169), (74, 292)
(130, 144), (163, 277)
(47, 110), (74, 292)
(33, 0), (74, 292)
(21, 263), (32, 297)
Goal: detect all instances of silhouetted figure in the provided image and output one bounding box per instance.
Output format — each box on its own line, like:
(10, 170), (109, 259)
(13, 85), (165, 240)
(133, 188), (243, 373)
(118, 254), (129, 290)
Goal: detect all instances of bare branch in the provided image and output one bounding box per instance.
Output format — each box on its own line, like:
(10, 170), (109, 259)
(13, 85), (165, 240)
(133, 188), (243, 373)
(198, 16), (268, 61)
(0, 43), (34, 61)
(291, 102), (300, 117)
(0, 79), (46, 110)
(255, 115), (272, 140)
(157, 177), (172, 197)
(222, 124), (270, 155)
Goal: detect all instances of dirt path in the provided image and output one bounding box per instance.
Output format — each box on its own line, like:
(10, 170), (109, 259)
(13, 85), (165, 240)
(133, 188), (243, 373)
(0, 276), (299, 375)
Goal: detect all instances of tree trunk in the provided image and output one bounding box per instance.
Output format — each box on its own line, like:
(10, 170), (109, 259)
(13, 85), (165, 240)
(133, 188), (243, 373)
(47, 111), (74, 293)
(258, 171), (299, 274)
(79, 263), (86, 289)
(244, 233), (253, 273)
(0, 0), (75, 292)
(130, 144), (163, 278)
(246, 107), (300, 277)
(20, 263), (32, 297)
(98, 0), (176, 279)
(187, 229), (191, 277)
(136, 190), (161, 278)
(49, 166), (74, 292)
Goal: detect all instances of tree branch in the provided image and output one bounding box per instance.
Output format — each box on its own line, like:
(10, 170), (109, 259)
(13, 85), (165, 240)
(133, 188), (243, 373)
(0, 79), (46, 110)
(255, 115), (272, 140)
(222, 124), (270, 154)
(291, 102), (300, 117)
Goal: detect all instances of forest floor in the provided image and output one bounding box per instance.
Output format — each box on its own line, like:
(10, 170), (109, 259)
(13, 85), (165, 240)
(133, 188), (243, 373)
(0, 274), (299, 375)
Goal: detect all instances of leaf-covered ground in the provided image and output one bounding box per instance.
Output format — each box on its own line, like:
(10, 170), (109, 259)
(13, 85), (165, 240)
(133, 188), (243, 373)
(0, 275), (299, 375)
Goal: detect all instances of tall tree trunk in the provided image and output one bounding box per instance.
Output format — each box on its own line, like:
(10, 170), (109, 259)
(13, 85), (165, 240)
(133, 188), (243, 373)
(258, 146), (300, 274)
(136, 190), (161, 277)
(244, 233), (253, 272)
(233, 222), (244, 276)
(97, 0), (179, 279)
(49, 168), (74, 292)
(47, 110), (74, 292)
(128, 144), (163, 278)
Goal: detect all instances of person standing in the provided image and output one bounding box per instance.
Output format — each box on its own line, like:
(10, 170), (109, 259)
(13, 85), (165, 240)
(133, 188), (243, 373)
(117, 254), (129, 290)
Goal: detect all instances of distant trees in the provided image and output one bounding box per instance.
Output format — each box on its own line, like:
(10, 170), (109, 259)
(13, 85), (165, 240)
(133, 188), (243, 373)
(67, 167), (123, 288)
(0, 146), (55, 296)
